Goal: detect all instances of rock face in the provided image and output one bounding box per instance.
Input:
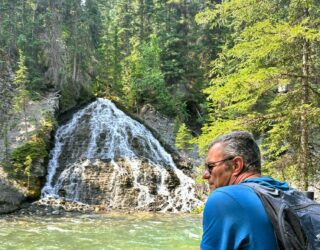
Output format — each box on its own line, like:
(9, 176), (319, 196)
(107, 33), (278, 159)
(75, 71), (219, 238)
(52, 158), (192, 211)
(0, 179), (25, 214)
(138, 104), (202, 173)
(0, 71), (58, 214)
(138, 104), (206, 199)
(0, 58), (57, 213)
(0, 168), (26, 214)
(0, 93), (58, 162)
(42, 98), (202, 212)
(138, 104), (176, 146)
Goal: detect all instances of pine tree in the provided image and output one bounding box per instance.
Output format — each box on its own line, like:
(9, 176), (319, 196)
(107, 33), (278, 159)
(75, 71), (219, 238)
(13, 49), (31, 141)
(196, 0), (320, 189)
(176, 123), (193, 150)
(123, 35), (176, 115)
(0, 49), (14, 162)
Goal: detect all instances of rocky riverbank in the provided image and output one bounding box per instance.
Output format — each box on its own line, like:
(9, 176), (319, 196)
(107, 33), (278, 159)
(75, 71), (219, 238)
(1, 196), (185, 219)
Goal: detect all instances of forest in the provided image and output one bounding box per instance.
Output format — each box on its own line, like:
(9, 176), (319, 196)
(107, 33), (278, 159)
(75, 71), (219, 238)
(1, 0), (320, 192)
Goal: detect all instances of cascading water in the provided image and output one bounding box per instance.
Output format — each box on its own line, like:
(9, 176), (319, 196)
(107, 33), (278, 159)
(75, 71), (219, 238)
(42, 98), (202, 212)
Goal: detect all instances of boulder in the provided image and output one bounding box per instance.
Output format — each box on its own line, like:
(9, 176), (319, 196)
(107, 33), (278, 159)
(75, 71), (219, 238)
(42, 99), (202, 212)
(0, 168), (26, 214)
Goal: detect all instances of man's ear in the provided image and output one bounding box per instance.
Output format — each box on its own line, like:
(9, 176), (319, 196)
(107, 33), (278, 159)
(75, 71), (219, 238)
(232, 156), (244, 176)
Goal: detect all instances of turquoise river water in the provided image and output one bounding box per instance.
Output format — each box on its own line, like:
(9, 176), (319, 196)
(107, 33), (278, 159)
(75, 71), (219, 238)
(0, 212), (202, 250)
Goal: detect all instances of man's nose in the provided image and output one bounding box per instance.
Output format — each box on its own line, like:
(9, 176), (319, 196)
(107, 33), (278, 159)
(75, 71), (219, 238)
(203, 169), (210, 179)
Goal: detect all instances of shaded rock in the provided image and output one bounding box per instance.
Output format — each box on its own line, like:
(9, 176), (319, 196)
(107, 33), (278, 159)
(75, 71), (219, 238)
(135, 104), (197, 177)
(138, 104), (176, 146)
(0, 174), (26, 214)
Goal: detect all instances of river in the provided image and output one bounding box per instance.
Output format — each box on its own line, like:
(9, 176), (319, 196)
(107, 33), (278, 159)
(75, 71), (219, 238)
(0, 212), (202, 250)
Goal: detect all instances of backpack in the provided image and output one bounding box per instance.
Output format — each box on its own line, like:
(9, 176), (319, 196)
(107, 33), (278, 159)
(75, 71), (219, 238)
(242, 182), (320, 250)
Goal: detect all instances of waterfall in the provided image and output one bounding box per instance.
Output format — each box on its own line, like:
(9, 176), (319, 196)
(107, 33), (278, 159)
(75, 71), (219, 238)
(42, 98), (201, 212)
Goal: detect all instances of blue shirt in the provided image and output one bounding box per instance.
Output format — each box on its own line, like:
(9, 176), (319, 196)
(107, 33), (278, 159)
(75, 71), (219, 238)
(201, 177), (288, 250)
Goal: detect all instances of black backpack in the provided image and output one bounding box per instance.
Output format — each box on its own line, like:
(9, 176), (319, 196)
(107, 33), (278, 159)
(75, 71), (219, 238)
(242, 182), (320, 250)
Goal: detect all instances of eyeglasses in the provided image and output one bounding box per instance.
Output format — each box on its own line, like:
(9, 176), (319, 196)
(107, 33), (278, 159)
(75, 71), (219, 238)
(205, 156), (234, 174)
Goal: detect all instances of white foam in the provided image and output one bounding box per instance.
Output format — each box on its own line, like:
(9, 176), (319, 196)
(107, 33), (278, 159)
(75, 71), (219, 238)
(41, 98), (202, 211)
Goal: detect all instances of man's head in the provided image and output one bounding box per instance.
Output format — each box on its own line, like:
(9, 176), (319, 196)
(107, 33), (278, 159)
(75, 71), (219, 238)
(203, 131), (261, 191)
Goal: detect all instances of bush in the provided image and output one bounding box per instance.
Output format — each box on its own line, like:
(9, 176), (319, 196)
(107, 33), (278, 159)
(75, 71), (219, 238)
(11, 136), (48, 173)
(175, 123), (193, 150)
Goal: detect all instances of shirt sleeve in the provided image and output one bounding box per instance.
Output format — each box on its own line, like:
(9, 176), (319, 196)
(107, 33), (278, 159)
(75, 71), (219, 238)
(200, 190), (250, 250)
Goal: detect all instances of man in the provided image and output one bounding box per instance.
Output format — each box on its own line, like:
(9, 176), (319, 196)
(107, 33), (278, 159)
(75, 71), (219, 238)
(201, 131), (289, 250)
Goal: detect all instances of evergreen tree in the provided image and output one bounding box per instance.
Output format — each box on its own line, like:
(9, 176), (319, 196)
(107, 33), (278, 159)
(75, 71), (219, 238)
(37, 0), (65, 89)
(176, 123), (193, 150)
(13, 50), (31, 141)
(96, 0), (127, 96)
(123, 36), (177, 115)
(0, 49), (15, 162)
(157, 0), (206, 123)
(58, 0), (100, 111)
(97, 0), (208, 121)
(196, 0), (320, 189)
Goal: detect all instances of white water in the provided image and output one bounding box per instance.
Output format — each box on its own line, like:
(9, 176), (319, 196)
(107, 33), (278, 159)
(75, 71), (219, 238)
(42, 98), (201, 212)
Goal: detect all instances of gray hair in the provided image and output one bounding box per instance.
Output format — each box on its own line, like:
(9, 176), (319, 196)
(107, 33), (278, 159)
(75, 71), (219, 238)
(209, 131), (261, 173)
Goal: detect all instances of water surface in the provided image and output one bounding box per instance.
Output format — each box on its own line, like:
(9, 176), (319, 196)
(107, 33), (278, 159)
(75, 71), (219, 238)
(0, 212), (202, 250)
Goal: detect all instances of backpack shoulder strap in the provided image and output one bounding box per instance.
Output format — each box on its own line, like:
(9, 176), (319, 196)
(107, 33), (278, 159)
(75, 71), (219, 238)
(242, 182), (285, 249)
(242, 182), (309, 250)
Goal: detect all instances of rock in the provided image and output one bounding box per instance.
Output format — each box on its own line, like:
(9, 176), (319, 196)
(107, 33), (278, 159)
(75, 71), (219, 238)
(41, 99), (203, 212)
(137, 104), (199, 177)
(0, 92), (59, 160)
(0, 171), (26, 214)
(51, 209), (60, 215)
(139, 104), (176, 146)
(46, 157), (201, 212)
(0, 91), (59, 207)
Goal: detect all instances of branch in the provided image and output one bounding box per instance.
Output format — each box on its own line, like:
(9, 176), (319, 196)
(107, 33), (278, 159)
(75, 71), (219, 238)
(280, 73), (320, 80)
(308, 85), (320, 99)
(240, 112), (287, 127)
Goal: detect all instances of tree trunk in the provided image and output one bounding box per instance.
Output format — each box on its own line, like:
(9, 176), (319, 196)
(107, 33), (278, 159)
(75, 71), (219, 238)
(300, 41), (310, 190)
(22, 97), (29, 141)
(139, 0), (144, 40)
(72, 53), (77, 83)
(4, 125), (10, 163)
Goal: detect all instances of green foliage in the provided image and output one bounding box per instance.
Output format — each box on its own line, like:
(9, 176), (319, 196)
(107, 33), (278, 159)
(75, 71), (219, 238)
(13, 49), (30, 105)
(10, 126), (50, 197)
(59, 82), (95, 113)
(38, 111), (57, 141)
(11, 136), (48, 174)
(14, 50), (29, 87)
(196, 0), (320, 188)
(175, 123), (193, 150)
(12, 49), (32, 140)
(194, 165), (206, 185)
(96, 0), (208, 121)
(24, 155), (32, 189)
(8, 111), (55, 196)
(122, 36), (179, 116)
(3, 0), (320, 201)
(191, 204), (204, 214)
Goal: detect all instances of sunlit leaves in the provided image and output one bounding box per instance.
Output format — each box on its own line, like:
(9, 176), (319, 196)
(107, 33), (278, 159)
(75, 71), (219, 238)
(196, 0), (320, 188)
(175, 123), (193, 150)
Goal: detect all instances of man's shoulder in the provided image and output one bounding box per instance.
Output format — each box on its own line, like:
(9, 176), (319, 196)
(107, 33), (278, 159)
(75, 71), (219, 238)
(242, 176), (290, 190)
(208, 184), (256, 205)
(214, 184), (254, 196)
